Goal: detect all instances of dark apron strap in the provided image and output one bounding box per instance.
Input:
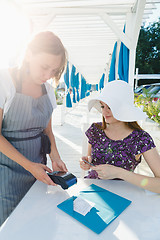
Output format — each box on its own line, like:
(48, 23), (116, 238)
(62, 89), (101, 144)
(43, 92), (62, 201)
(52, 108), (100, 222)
(5, 132), (42, 142)
(5, 132), (51, 165)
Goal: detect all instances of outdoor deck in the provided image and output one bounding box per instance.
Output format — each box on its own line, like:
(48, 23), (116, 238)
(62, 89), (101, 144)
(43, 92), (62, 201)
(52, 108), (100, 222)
(48, 95), (160, 178)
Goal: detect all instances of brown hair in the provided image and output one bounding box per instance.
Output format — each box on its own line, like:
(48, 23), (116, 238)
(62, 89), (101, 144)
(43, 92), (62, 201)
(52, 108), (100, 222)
(95, 116), (143, 130)
(23, 31), (67, 84)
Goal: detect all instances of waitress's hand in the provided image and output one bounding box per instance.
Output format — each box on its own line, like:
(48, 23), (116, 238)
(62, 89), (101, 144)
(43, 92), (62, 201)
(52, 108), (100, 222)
(29, 162), (56, 186)
(52, 158), (68, 172)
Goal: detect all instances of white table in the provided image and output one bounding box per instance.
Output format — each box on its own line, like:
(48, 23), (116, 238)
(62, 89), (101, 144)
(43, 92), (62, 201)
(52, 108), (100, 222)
(0, 179), (160, 240)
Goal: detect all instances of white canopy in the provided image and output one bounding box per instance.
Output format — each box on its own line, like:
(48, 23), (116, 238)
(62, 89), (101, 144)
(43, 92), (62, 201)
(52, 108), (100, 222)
(14, 0), (159, 85)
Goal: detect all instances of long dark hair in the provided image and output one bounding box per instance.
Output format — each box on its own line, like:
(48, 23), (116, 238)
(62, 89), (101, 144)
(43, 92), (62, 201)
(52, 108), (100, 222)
(95, 116), (143, 130)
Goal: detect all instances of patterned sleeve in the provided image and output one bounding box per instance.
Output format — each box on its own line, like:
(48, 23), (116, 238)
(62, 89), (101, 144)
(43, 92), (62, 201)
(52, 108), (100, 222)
(85, 123), (101, 145)
(136, 130), (156, 154)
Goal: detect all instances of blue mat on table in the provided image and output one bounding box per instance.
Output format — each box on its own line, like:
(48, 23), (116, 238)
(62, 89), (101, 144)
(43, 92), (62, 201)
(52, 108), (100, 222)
(57, 184), (131, 234)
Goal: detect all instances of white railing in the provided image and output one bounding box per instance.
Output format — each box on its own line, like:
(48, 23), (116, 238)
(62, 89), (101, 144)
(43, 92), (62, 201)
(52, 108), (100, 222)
(134, 68), (160, 88)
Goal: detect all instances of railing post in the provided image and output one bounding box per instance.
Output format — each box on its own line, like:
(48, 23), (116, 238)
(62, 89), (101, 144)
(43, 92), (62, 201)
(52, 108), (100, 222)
(135, 68), (139, 89)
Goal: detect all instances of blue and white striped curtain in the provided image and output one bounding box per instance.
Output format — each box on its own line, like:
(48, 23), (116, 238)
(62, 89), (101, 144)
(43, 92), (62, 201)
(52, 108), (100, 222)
(64, 62), (72, 107)
(118, 25), (129, 83)
(99, 73), (105, 91)
(109, 41), (117, 82)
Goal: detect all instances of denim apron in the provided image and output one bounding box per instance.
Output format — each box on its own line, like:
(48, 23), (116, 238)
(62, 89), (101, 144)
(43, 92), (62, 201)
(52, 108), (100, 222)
(0, 80), (53, 225)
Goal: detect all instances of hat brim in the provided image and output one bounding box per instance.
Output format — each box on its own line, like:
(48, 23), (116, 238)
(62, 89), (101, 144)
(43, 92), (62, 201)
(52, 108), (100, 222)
(88, 98), (147, 122)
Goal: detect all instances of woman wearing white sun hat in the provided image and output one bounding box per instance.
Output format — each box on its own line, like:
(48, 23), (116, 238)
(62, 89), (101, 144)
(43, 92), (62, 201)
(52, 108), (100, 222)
(80, 80), (160, 193)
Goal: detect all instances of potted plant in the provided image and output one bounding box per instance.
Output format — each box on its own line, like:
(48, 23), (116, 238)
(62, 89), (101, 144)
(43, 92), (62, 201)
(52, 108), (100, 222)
(134, 88), (160, 126)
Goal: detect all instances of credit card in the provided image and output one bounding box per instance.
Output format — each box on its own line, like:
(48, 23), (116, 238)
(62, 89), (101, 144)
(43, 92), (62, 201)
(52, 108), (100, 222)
(82, 159), (95, 166)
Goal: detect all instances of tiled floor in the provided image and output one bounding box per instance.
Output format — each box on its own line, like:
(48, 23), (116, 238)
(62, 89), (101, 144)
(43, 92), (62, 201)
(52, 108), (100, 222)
(47, 95), (160, 178)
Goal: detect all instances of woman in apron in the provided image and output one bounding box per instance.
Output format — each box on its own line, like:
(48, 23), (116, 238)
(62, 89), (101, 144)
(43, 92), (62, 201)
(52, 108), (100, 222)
(0, 31), (67, 226)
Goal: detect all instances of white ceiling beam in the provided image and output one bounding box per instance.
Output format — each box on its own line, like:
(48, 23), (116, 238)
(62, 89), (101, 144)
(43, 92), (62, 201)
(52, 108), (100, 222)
(57, 34), (116, 38)
(61, 30), (116, 34)
(64, 39), (115, 43)
(17, 0), (134, 4)
(145, 3), (156, 9)
(50, 21), (125, 26)
(42, 13), (56, 29)
(73, 62), (107, 67)
(131, 0), (146, 48)
(60, 35), (116, 39)
(50, 24), (119, 29)
(126, 0), (146, 87)
(143, 9), (154, 14)
(30, 14), (56, 32)
(146, 0), (160, 3)
(100, 13), (131, 49)
(65, 43), (114, 47)
(52, 15), (126, 22)
(21, 0), (134, 7)
(25, 7), (133, 14)
(67, 51), (109, 57)
(50, 26), (122, 30)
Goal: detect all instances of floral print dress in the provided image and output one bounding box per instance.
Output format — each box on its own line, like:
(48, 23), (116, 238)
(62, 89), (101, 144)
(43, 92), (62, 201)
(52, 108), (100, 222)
(85, 123), (156, 179)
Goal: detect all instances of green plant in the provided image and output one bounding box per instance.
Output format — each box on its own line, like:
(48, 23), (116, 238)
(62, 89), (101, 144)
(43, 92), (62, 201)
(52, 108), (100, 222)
(54, 89), (64, 105)
(134, 88), (160, 125)
(54, 89), (58, 100)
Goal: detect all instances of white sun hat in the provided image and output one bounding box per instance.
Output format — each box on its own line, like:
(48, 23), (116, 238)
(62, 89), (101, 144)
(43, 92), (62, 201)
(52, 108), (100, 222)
(88, 80), (146, 122)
